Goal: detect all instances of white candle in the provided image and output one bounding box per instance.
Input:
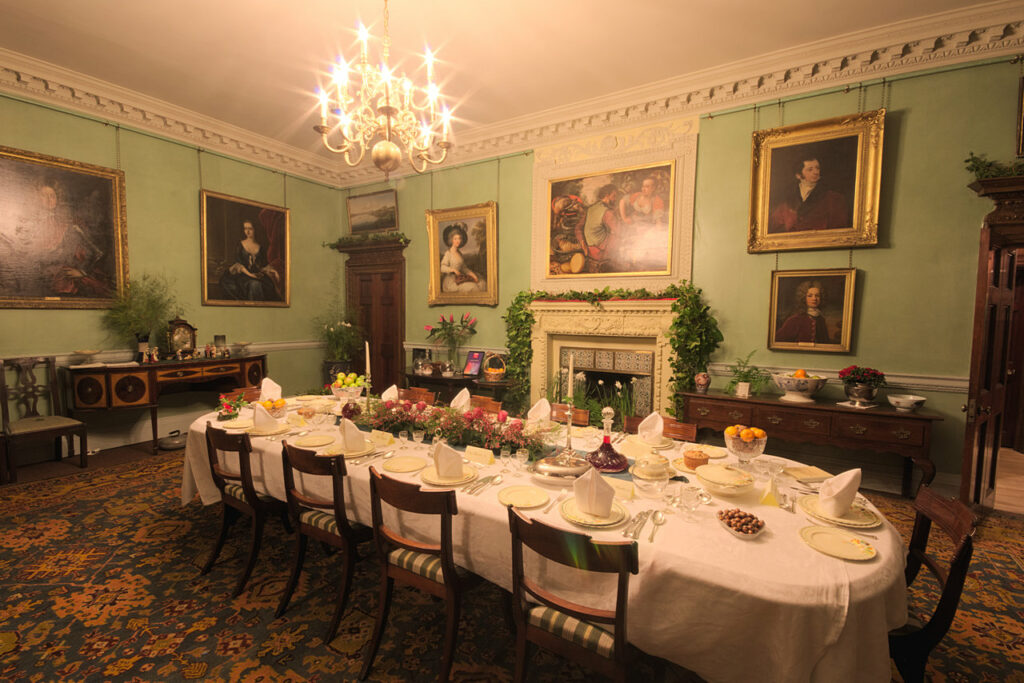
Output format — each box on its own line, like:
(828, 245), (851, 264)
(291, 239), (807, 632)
(567, 352), (574, 400)
(365, 340), (371, 378)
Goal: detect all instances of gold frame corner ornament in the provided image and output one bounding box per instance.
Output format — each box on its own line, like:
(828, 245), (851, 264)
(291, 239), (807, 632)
(748, 109), (884, 253)
(425, 200), (498, 307)
(768, 267), (857, 353)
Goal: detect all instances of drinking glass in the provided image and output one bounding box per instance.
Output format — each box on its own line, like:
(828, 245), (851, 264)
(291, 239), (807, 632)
(398, 430), (409, 451)
(516, 448), (530, 472)
(677, 486), (702, 521)
(662, 482), (681, 513)
(752, 458), (770, 482)
(500, 448), (512, 473)
(412, 429), (425, 447)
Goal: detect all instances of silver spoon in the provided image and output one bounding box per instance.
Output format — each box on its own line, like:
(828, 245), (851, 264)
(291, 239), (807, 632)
(649, 510), (667, 542)
(474, 474), (502, 495)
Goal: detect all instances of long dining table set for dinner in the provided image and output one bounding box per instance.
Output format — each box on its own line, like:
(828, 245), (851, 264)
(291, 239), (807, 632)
(181, 391), (908, 683)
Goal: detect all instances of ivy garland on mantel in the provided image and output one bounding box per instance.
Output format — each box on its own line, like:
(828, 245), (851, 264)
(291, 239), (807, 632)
(323, 231), (411, 251)
(502, 283), (723, 415)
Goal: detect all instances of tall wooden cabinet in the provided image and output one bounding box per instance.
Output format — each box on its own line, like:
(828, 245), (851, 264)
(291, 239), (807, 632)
(333, 241), (407, 391)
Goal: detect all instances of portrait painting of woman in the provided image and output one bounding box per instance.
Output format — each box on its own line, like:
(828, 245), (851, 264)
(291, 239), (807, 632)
(426, 202), (498, 306)
(768, 268), (856, 352)
(201, 190), (289, 307)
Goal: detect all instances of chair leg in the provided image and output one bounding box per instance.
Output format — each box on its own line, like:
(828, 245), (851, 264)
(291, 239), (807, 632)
(894, 653), (926, 683)
(502, 589), (515, 633)
(279, 509), (294, 534)
(513, 629), (528, 683)
(439, 591), (461, 681)
(360, 574), (394, 680)
(6, 444), (16, 484)
(201, 505), (238, 575)
(53, 437), (62, 461)
(232, 512), (266, 598)
(275, 532), (308, 618)
(79, 432), (87, 469)
(325, 542), (356, 643)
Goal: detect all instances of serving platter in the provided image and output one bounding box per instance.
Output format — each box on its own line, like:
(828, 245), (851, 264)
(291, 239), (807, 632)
(800, 526), (877, 560)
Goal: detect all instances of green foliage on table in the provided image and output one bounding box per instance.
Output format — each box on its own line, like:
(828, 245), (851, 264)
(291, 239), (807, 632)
(322, 231), (411, 250)
(101, 273), (180, 349)
(502, 283), (722, 417)
(724, 350), (773, 395)
(313, 305), (362, 361)
(964, 152), (1024, 180)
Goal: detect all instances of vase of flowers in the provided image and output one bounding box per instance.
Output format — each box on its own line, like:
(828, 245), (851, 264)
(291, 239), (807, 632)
(838, 365), (887, 406)
(314, 307), (363, 385)
(425, 312), (477, 369)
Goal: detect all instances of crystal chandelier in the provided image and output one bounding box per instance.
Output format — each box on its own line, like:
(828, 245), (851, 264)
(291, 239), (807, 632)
(315, 0), (453, 179)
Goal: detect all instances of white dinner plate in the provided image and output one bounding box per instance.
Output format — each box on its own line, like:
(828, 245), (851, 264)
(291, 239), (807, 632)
(383, 456), (427, 473)
(421, 465), (478, 487)
(627, 434), (674, 450)
(247, 424), (290, 436)
(293, 434), (335, 448)
(796, 495), (882, 529)
(559, 498), (629, 528)
(220, 418), (252, 430)
(320, 443), (375, 458)
(800, 526), (877, 561)
(294, 395), (322, 402)
(497, 485), (550, 509)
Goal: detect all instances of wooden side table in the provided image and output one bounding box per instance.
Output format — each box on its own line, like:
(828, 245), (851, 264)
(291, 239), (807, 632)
(681, 390), (942, 497)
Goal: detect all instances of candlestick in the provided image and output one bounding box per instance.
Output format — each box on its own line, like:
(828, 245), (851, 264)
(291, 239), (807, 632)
(567, 352), (574, 400)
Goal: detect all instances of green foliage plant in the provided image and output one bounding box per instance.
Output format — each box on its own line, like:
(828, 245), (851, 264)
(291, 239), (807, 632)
(723, 350), (773, 396)
(323, 231), (411, 250)
(101, 274), (179, 349)
(313, 305), (362, 361)
(964, 152), (1024, 180)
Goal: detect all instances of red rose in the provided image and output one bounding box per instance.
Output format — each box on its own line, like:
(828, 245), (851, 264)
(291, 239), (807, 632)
(416, 401), (426, 411)
(384, 400), (395, 409)
(497, 410), (508, 423)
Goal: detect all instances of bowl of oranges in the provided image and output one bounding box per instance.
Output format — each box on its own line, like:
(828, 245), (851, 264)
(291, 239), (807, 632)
(772, 369), (826, 403)
(257, 399), (288, 418)
(723, 424), (767, 465)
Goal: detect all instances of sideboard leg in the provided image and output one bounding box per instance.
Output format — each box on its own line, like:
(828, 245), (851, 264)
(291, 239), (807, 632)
(150, 406), (159, 454)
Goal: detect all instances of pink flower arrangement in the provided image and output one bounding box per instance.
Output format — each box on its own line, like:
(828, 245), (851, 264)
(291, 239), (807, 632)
(424, 311), (478, 352)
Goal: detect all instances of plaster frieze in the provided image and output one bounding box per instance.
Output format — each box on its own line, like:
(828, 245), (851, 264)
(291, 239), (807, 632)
(0, 3), (1022, 188)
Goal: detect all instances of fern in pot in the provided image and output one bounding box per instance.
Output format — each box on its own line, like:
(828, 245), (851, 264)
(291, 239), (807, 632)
(102, 274), (179, 359)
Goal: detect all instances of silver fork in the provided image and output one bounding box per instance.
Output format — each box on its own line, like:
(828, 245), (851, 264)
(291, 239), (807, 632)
(543, 489), (568, 514)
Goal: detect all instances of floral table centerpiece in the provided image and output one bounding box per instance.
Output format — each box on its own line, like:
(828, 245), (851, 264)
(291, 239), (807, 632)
(217, 392), (249, 421)
(838, 365), (887, 406)
(425, 312), (477, 367)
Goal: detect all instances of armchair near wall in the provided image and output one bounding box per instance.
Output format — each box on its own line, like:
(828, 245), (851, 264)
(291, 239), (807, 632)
(1, 357), (87, 483)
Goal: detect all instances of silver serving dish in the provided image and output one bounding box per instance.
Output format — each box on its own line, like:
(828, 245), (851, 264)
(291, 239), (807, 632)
(534, 455), (591, 478)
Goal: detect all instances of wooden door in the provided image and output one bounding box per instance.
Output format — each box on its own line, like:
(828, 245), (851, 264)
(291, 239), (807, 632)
(961, 179), (1024, 506)
(342, 242), (406, 392)
(1002, 259), (1024, 449)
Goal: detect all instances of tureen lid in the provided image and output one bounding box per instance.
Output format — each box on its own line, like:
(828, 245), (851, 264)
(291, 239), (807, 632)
(534, 455), (591, 477)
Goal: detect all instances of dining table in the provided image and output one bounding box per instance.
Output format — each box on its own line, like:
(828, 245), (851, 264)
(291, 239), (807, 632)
(180, 398), (908, 683)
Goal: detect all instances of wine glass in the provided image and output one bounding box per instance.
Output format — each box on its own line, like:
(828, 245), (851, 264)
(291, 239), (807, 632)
(398, 430), (409, 451)
(677, 486), (702, 521)
(516, 448), (530, 473)
(412, 429), (425, 447)
(661, 482), (681, 514)
(500, 448), (512, 473)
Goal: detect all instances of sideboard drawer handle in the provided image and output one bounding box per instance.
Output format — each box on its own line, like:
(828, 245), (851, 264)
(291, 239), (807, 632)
(804, 419), (821, 429)
(766, 415), (782, 425)
(696, 407), (710, 417)
(894, 428), (911, 440)
(176, 371), (186, 377)
(849, 424), (868, 435)
(728, 410), (743, 420)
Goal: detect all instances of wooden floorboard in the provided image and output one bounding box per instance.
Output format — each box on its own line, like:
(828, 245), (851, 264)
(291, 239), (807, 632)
(996, 447), (1024, 514)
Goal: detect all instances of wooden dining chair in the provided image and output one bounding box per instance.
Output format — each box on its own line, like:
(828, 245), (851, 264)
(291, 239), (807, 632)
(397, 386), (436, 405)
(622, 415), (642, 434)
(200, 422), (289, 598)
(222, 386), (261, 403)
(361, 467), (466, 681)
(0, 357), (87, 483)
(551, 403), (590, 426)
(662, 416), (697, 442)
(888, 486), (978, 683)
(469, 394), (502, 415)
(507, 506), (639, 683)
(275, 442), (373, 642)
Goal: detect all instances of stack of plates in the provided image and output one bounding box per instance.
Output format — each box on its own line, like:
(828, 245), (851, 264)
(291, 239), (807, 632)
(421, 465), (477, 487)
(559, 498), (629, 528)
(796, 495), (882, 528)
(627, 434), (673, 450)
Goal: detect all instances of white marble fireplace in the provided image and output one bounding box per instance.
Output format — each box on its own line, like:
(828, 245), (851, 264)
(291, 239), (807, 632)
(528, 299), (676, 415)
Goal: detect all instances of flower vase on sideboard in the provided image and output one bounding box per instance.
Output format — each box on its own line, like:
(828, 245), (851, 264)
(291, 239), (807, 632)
(844, 382), (878, 406)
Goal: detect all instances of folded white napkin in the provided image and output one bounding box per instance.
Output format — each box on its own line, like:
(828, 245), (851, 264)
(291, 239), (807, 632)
(527, 398), (551, 423)
(338, 418), (367, 452)
(574, 466), (614, 517)
(818, 468), (862, 517)
(259, 377), (282, 402)
(432, 441), (464, 479)
(638, 411), (664, 445)
(450, 387), (471, 411)
(252, 404), (279, 432)
(381, 384), (399, 401)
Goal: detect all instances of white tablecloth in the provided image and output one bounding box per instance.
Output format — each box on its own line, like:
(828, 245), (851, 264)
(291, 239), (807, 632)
(181, 411), (907, 683)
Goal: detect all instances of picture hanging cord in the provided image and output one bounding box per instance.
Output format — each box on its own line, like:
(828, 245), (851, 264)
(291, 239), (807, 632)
(430, 171), (434, 210)
(880, 77), (890, 110)
(857, 83), (866, 114)
(282, 172), (288, 208)
(496, 157), (501, 203)
(196, 148), (203, 188)
(775, 252), (779, 270)
(848, 248), (853, 268)
(753, 104), (760, 132)
(777, 99), (785, 126)
(114, 125), (121, 170)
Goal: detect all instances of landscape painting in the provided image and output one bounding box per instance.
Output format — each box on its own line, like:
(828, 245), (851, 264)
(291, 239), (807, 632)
(347, 189), (398, 234)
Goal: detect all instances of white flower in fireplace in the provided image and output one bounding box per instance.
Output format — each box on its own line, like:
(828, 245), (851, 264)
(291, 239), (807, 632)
(598, 379), (604, 386)
(615, 380), (622, 390)
(631, 377), (638, 384)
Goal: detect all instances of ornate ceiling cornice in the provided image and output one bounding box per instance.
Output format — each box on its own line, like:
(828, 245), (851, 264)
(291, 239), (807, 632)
(1, 1), (1021, 189)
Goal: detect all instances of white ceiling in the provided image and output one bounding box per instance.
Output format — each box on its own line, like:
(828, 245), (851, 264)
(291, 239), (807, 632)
(0, 0), (1011, 173)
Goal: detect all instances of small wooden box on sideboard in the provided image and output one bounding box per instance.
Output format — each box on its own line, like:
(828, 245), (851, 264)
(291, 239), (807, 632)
(681, 390), (942, 497)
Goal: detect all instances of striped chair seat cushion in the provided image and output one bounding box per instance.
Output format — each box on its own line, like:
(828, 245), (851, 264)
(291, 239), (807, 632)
(300, 509), (340, 535)
(526, 605), (615, 658)
(223, 482), (274, 503)
(387, 548), (448, 584)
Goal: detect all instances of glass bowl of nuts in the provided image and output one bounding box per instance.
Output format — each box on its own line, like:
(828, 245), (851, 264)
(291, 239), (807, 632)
(717, 508), (766, 539)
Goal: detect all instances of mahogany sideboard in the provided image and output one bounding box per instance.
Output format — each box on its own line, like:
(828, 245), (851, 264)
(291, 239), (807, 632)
(681, 390), (942, 497)
(67, 355), (266, 452)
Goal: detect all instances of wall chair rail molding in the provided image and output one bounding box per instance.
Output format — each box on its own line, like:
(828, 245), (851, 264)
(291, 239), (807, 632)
(2, 4), (1022, 188)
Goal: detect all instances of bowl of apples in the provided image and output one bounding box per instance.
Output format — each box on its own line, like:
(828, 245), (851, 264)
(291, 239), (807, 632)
(331, 372), (365, 402)
(772, 369), (827, 403)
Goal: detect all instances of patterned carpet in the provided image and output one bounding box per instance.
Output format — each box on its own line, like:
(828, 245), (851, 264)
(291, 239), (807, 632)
(0, 453), (1021, 682)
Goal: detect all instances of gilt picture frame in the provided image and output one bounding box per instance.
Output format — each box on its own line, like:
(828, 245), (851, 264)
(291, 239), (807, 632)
(425, 201), (498, 306)
(547, 161), (674, 277)
(768, 268), (856, 353)
(0, 145), (127, 309)
(201, 190), (290, 307)
(748, 109), (884, 253)
(347, 188), (398, 234)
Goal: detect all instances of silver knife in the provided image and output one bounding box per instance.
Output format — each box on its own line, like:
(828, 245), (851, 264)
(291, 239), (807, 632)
(631, 510), (653, 539)
(623, 510), (650, 538)
(463, 475), (493, 494)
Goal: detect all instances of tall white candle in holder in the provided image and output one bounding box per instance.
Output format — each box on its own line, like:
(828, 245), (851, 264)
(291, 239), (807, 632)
(365, 341), (371, 378)
(567, 352), (574, 400)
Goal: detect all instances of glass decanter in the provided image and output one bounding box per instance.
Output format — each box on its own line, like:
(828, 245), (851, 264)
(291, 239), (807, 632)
(587, 407), (627, 472)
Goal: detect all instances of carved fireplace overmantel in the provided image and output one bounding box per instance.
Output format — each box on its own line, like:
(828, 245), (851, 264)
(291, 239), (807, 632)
(528, 299), (676, 414)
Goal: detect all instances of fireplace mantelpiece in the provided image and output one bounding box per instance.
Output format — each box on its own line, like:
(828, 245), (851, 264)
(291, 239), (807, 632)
(528, 299), (676, 414)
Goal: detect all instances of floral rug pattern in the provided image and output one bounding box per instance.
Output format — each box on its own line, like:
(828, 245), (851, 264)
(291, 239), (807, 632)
(0, 454), (1022, 681)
